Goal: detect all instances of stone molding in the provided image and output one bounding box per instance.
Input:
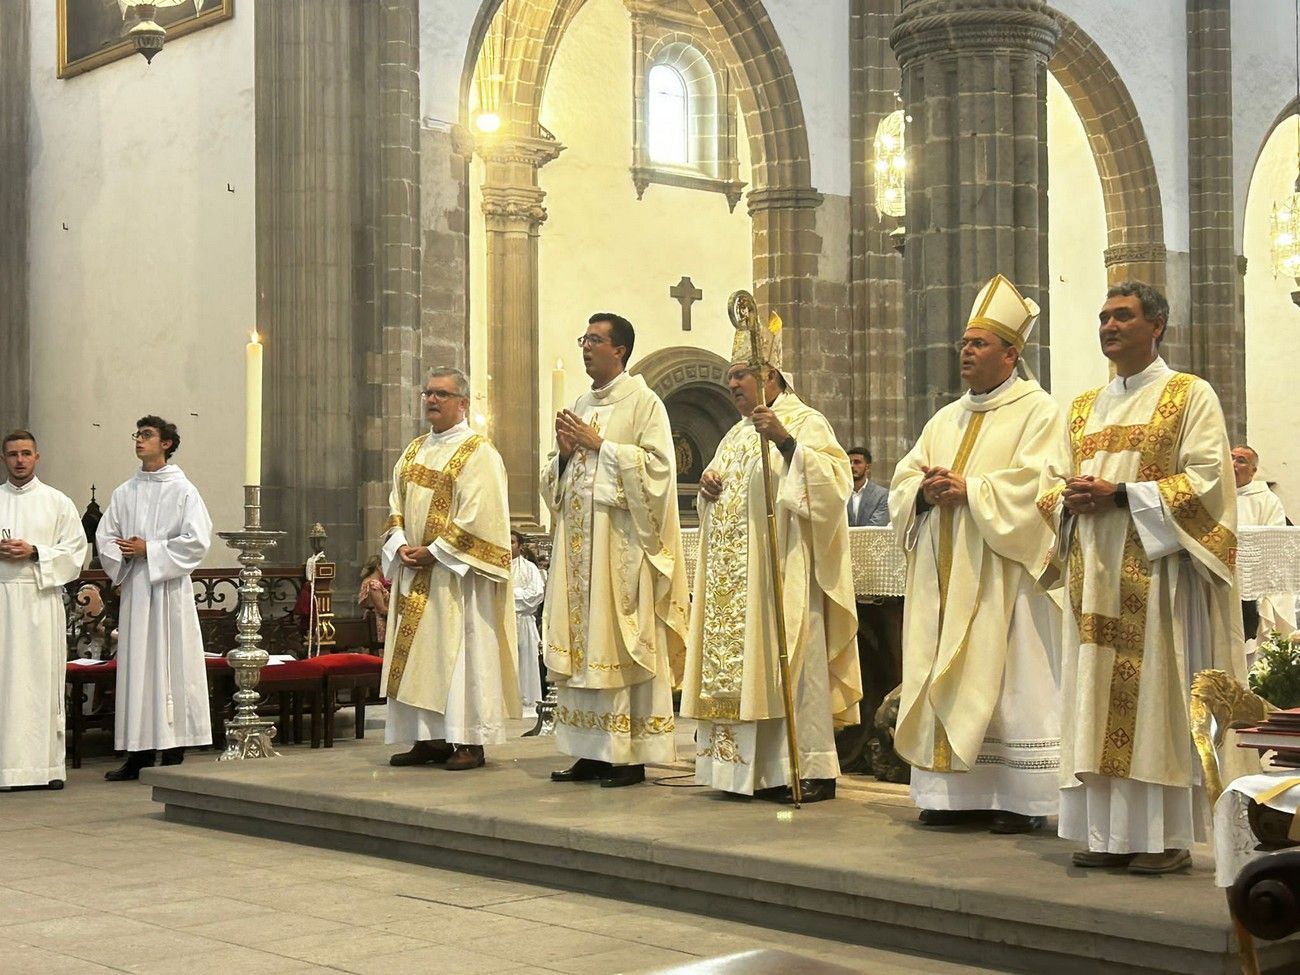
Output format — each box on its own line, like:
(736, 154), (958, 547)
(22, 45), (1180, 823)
(746, 185), (823, 216)
(475, 132), (564, 169)
(1103, 242), (1168, 267)
(632, 346), (732, 400)
(891, 0), (1060, 64)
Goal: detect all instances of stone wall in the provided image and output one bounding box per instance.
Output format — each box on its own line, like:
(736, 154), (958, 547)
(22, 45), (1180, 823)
(0, 4), (29, 431)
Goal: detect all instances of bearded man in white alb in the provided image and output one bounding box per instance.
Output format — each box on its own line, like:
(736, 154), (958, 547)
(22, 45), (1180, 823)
(1039, 282), (1244, 875)
(98, 415), (213, 781)
(0, 431), (88, 791)
(382, 367), (518, 772)
(891, 275), (1063, 834)
(1232, 445), (1295, 647)
(544, 313), (690, 788)
(682, 319), (861, 803)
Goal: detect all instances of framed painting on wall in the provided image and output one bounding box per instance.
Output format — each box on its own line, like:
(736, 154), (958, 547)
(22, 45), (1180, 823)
(57, 0), (234, 79)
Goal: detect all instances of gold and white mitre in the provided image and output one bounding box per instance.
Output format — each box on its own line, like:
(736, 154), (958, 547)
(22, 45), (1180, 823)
(730, 309), (785, 369)
(966, 274), (1040, 350)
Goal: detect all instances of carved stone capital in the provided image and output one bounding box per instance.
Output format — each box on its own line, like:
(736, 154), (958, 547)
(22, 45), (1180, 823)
(481, 184), (549, 230)
(1102, 241), (1168, 267)
(891, 0), (1060, 66)
(746, 185), (823, 216)
(474, 133), (565, 169)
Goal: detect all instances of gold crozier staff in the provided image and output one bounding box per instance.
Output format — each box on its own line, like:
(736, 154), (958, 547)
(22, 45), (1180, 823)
(728, 290), (803, 807)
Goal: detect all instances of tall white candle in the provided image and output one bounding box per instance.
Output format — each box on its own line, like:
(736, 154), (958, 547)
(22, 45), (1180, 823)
(245, 331), (263, 485)
(551, 358), (566, 418)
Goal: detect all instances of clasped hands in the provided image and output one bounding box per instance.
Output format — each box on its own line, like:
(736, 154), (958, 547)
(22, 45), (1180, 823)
(919, 466), (967, 508)
(113, 536), (147, 559)
(0, 537), (34, 561)
(1062, 474), (1118, 515)
(397, 545), (436, 568)
(555, 410), (603, 459)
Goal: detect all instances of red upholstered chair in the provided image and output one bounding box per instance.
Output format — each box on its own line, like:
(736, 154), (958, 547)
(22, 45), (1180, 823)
(65, 661), (118, 769)
(313, 653), (385, 747)
(258, 658), (327, 748)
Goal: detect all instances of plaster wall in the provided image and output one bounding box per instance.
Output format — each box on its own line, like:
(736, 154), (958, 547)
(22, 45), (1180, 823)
(419, 0), (483, 125)
(1047, 72), (1109, 409)
(1051, 0), (1188, 251)
(1231, 0), (1298, 249)
(469, 0), (753, 481)
(1243, 115), (1300, 515)
(26, 5), (255, 561)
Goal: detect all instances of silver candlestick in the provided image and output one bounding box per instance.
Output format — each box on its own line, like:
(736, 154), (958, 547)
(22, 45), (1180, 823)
(524, 681), (557, 737)
(216, 485), (285, 760)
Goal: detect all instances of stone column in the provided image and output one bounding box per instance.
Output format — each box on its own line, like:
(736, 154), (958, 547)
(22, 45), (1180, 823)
(478, 134), (563, 527)
(255, 1), (364, 570)
(360, 0), (424, 559)
(1186, 0), (1243, 440)
(849, 0), (905, 475)
(747, 186), (830, 417)
(0, 4), (29, 429)
(890, 0), (1059, 437)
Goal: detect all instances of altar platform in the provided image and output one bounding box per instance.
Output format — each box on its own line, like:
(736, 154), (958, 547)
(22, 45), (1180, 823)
(143, 726), (1300, 975)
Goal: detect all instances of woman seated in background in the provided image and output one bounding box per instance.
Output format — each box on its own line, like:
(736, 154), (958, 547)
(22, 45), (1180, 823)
(358, 556), (391, 643)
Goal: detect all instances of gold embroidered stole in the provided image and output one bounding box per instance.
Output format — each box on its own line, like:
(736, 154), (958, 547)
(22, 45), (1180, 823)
(930, 411), (986, 771)
(386, 434), (487, 697)
(695, 425), (761, 721)
(1065, 373), (1195, 777)
(558, 416), (601, 674)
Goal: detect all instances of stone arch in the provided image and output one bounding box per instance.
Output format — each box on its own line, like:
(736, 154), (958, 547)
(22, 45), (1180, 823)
(1048, 10), (1166, 288)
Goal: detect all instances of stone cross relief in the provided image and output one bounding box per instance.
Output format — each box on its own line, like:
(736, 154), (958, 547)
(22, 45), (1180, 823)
(670, 276), (703, 331)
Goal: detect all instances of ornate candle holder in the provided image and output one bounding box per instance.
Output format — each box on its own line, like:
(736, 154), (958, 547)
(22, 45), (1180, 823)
(524, 683), (557, 737)
(216, 485), (285, 760)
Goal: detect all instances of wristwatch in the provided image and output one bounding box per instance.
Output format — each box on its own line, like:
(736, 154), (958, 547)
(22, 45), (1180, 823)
(1113, 483), (1129, 509)
(28, 546), (39, 562)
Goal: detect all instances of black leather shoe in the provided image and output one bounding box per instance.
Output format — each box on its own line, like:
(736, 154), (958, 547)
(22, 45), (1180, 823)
(389, 740), (453, 767)
(551, 758), (613, 782)
(159, 747), (186, 767)
(782, 778), (836, 804)
(989, 811), (1046, 834)
(599, 764), (645, 788)
(105, 750), (155, 782)
(917, 808), (992, 827)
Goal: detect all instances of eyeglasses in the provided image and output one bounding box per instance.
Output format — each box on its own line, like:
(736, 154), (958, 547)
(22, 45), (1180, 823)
(130, 430), (158, 442)
(954, 338), (994, 352)
(576, 335), (610, 348)
(420, 389), (465, 401)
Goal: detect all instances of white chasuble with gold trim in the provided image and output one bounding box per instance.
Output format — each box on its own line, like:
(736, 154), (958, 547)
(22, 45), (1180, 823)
(379, 422), (519, 741)
(541, 372), (689, 765)
(890, 375), (1064, 815)
(1038, 358), (1245, 796)
(681, 391), (862, 794)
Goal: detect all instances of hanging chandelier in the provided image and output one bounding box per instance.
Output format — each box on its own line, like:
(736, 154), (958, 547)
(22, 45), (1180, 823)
(118, 0), (218, 64)
(872, 109), (907, 219)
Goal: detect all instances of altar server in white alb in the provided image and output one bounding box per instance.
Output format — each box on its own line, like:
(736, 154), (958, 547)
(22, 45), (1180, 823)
(511, 530), (546, 716)
(382, 367), (519, 772)
(681, 315), (862, 803)
(891, 275), (1064, 834)
(1039, 282), (1243, 874)
(97, 415), (213, 781)
(0, 431), (88, 791)
(1232, 445), (1295, 647)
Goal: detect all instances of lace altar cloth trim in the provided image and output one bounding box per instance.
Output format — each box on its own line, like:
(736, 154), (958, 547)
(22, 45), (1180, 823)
(681, 524), (1298, 601)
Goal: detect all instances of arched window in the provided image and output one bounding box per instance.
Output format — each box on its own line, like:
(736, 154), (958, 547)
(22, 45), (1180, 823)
(648, 64), (689, 166)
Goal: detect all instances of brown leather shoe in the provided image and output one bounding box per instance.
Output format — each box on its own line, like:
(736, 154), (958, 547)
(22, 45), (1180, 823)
(1128, 848), (1191, 875)
(1071, 850), (1137, 868)
(389, 740), (453, 767)
(444, 744), (485, 771)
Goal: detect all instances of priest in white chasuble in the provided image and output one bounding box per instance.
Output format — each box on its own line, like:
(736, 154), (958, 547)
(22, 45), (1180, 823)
(681, 318), (861, 804)
(382, 367), (519, 772)
(510, 529), (545, 715)
(1232, 445), (1295, 644)
(543, 313), (690, 788)
(97, 416), (213, 781)
(1038, 282), (1244, 875)
(891, 275), (1064, 834)
(0, 431), (88, 791)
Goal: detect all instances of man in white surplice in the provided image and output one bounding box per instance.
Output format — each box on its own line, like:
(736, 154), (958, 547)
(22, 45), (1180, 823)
(1038, 282), (1244, 874)
(1232, 445), (1295, 648)
(381, 367), (519, 772)
(890, 275), (1063, 834)
(1, 431), (88, 791)
(97, 415), (213, 781)
(511, 530), (545, 715)
(543, 313), (690, 789)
